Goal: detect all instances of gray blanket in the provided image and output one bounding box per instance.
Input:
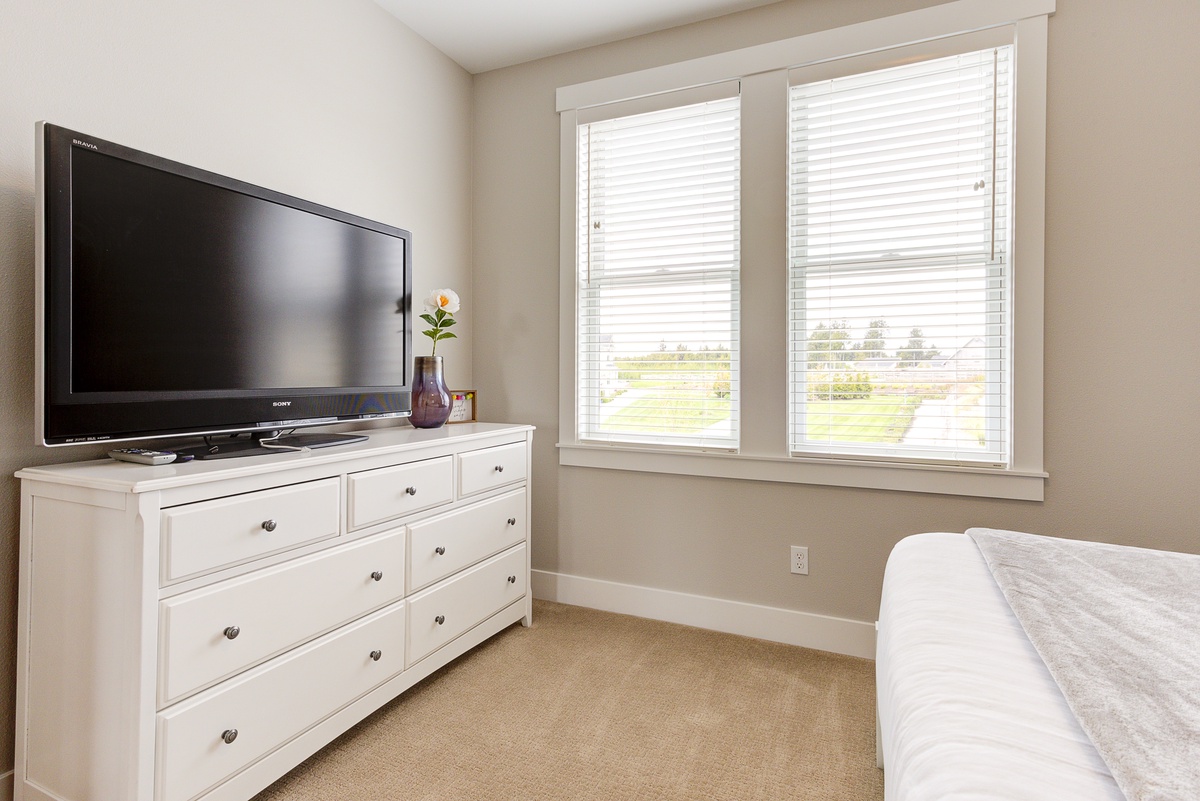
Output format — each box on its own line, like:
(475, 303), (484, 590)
(967, 527), (1200, 801)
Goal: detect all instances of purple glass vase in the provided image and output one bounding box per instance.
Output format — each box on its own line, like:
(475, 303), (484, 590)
(410, 355), (452, 429)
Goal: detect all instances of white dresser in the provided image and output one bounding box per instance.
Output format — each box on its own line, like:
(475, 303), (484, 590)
(14, 423), (533, 801)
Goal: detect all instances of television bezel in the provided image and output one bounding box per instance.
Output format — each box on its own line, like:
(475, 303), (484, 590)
(36, 121), (414, 448)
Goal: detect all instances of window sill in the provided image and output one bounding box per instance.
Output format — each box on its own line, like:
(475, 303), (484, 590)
(557, 442), (1046, 501)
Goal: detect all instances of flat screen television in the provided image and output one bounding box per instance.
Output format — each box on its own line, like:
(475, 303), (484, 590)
(36, 122), (413, 457)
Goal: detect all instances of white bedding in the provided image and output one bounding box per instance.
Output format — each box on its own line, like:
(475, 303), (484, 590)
(876, 532), (1123, 801)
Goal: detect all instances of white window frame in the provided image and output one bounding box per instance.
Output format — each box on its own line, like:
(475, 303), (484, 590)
(557, 0), (1053, 501)
(786, 32), (1015, 466)
(575, 83), (743, 452)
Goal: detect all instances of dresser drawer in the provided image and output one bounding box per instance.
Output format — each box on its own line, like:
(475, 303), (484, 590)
(156, 601), (405, 801)
(458, 441), (527, 497)
(159, 529), (405, 707)
(161, 478), (340, 583)
(408, 489), (526, 592)
(348, 456), (453, 530)
(407, 544), (527, 667)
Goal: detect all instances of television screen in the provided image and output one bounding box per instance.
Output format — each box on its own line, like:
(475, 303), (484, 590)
(38, 122), (413, 449)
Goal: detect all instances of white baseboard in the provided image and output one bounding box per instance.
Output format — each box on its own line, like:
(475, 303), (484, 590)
(531, 570), (876, 659)
(0, 770), (12, 801)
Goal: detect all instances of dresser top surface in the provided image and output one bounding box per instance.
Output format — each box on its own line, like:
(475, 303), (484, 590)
(17, 422), (533, 494)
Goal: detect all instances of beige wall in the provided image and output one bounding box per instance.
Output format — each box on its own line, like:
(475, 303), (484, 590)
(0, 0), (472, 776)
(472, 0), (1200, 626)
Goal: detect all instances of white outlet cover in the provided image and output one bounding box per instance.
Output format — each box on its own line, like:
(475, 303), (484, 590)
(790, 545), (809, 575)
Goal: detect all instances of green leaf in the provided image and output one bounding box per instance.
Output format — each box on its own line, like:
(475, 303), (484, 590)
(440, 317), (458, 328)
(419, 313), (439, 327)
(421, 330), (438, 340)
(434, 308), (447, 323)
(436, 331), (458, 341)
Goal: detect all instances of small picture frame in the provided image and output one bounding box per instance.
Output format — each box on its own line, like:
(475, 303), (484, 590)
(447, 390), (477, 424)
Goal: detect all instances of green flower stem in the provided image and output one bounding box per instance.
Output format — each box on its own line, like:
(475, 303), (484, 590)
(420, 308), (458, 357)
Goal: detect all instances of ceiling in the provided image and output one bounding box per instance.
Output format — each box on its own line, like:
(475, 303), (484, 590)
(373, 0), (786, 74)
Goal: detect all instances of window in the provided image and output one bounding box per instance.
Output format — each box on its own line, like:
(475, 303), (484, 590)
(558, 0), (1051, 500)
(575, 87), (741, 450)
(788, 46), (1013, 466)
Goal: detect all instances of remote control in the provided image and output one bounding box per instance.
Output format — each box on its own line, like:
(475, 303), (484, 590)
(108, 448), (178, 465)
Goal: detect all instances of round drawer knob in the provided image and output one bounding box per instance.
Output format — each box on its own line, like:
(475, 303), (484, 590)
(371, 571), (384, 582)
(223, 626), (240, 640)
(434, 546), (446, 555)
(434, 615), (445, 625)
(261, 519), (277, 532)
(507, 575), (517, 584)
(507, 517), (517, 526)
(221, 729), (238, 745)
(405, 486), (418, 496)
(370, 650), (382, 662)
(495, 465), (504, 473)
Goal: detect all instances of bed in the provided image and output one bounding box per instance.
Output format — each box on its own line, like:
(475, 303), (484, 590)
(876, 529), (1199, 801)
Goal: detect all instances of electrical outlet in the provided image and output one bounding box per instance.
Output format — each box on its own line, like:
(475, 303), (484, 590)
(790, 545), (809, 575)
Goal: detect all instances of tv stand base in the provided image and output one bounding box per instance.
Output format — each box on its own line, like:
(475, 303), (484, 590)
(177, 431), (368, 460)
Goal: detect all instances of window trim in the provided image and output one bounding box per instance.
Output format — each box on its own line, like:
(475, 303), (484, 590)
(558, 0), (1052, 501)
(557, 443), (1047, 501)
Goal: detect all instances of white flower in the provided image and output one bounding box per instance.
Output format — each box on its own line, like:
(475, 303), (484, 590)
(424, 288), (460, 315)
(419, 288), (461, 357)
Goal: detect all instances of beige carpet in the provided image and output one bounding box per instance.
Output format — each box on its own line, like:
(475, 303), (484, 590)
(253, 600), (883, 801)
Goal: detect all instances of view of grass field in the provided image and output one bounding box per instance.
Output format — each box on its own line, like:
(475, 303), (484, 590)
(604, 390), (927, 441)
(804, 396), (922, 443)
(600, 389), (731, 433)
(601, 355), (732, 435)
(599, 352), (982, 444)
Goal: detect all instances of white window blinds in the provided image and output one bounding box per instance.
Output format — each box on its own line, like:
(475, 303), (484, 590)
(788, 45), (1012, 466)
(577, 90), (740, 450)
